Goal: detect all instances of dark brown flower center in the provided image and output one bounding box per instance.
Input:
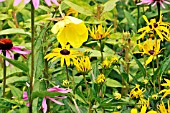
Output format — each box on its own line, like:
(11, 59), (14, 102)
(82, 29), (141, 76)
(149, 25), (152, 29)
(149, 50), (154, 55)
(0, 38), (13, 50)
(154, 23), (158, 28)
(60, 49), (70, 55)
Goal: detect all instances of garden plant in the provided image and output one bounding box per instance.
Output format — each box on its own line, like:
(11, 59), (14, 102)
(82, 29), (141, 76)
(1, 0), (170, 113)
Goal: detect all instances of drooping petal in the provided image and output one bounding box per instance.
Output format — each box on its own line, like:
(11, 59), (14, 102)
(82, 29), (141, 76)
(13, 0), (22, 6)
(23, 91), (28, 100)
(146, 55), (154, 66)
(55, 96), (67, 99)
(11, 46), (31, 55)
(46, 96), (64, 105)
(24, 0), (30, 4)
(32, 0), (40, 9)
(51, 0), (59, 6)
(45, 0), (51, 6)
(42, 98), (47, 113)
(47, 86), (72, 93)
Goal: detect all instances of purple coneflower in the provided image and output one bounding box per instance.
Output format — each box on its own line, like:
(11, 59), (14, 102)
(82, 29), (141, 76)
(137, 0), (170, 8)
(0, 38), (31, 66)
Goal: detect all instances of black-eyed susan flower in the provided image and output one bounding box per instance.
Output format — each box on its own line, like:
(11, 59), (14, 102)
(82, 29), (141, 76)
(88, 24), (112, 40)
(138, 13), (169, 40)
(157, 101), (169, 113)
(102, 57), (112, 69)
(73, 56), (91, 75)
(113, 92), (121, 100)
(130, 84), (145, 99)
(44, 44), (81, 67)
(159, 78), (170, 98)
(51, 16), (88, 48)
(138, 38), (164, 65)
(96, 74), (106, 84)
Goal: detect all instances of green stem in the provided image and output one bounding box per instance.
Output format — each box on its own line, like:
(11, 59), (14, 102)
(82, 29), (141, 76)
(99, 40), (103, 63)
(157, 2), (160, 21)
(137, 5), (140, 31)
(29, 1), (35, 113)
(156, 55), (160, 90)
(2, 51), (6, 98)
(83, 74), (88, 95)
(65, 62), (69, 81)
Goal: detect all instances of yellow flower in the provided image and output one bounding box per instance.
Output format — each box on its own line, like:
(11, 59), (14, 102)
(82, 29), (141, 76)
(130, 84), (145, 99)
(73, 56), (91, 74)
(140, 104), (147, 113)
(111, 56), (118, 64)
(138, 13), (169, 40)
(62, 79), (70, 87)
(66, 8), (78, 17)
(159, 78), (170, 98)
(88, 24), (112, 40)
(96, 74), (106, 84)
(102, 57), (112, 69)
(131, 108), (138, 113)
(113, 92), (121, 100)
(138, 38), (164, 65)
(138, 98), (150, 108)
(158, 101), (167, 113)
(143, 79), (148, 84)
(147, 110), (157, 113)
(51, 16), (88, 48)
(44, 45), (81, 67)
(151, 94), (158, 100)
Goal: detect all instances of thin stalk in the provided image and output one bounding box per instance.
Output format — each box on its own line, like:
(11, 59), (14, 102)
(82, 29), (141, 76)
(83, 74), (88, 95)
(152, 59), (154, 74)
(2, 51), (6, 98)
(156, 55), (160, 90)
(65, 62), (69, 81)
(29, 1), (35, 113)
(137, 5), (140, 31)
(157, 3), (160, 21)
(99, 40), (103, 63)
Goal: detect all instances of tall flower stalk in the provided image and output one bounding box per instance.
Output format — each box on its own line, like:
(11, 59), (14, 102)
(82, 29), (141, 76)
(2, 51), (6, 98)
(29, 1), (35, 112)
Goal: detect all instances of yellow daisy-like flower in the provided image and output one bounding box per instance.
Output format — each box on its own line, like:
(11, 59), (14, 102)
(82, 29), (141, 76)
(157, 101), (168, 113)
(138, 38), (164, 65)
(102, 57), (112, 69)
(130, 108), (138, 113)
(73, 56), (91, 75)
(51, 16), (88, 48)
(62, 79), (70, 87)
(66, 8), (78, 17)
(159, 78), (170, 98)
(130, 84), (145, 99)
(96, 74), (106, 84)
(44, 45), (81, 67)
(138, 13), (169, 40)
(140, 104), (147, 113)
(113, 92), (121, 100)
(151, 94), (158, 100)
(88, 24), (112, 40)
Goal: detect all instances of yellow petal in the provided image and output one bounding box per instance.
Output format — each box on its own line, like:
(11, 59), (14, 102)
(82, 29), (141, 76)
(142, 15), (150, 24)
(146, 55), (154, 66)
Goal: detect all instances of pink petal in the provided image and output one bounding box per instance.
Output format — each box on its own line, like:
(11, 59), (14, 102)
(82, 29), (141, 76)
(55, 96), (67, 99)
(46, 96), (64, 105)
(26, 102), (30, 107)
(0, 0), (5, 2)
(164, 1), (170, 4)
(26, 82), (30, 87)
(42, 98), (47, 113)
(23, 91), (28, 100)
(32, 0), (40, 9)
(13, 0), (22, 6)
(159, 2), (165, 8)
(51, 0), (59, 6)
(45, 0), (51, 6)
(0, 50), (2, 54)
(47, 86), (72, 93)
(24, 0), (30, 4)
(11, 46), (31, 55)
(6, 50), (14, 66)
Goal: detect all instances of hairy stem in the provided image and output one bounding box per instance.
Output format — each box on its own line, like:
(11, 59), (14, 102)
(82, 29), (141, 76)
(2, 51), (6, 98)
(83, 74), (88, 95)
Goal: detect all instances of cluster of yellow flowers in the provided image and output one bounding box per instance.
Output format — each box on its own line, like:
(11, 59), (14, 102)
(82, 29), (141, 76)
(96, 74), (106, 84)
(102, 56), (118, 69)
(130, 84), (145, 99)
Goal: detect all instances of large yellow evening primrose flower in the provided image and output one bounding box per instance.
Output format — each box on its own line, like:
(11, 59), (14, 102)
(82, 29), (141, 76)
(138, 13), (169, 40)
(130, 84), (145, 99)
(138, 38), (163, 65)
(51, 16), (88, 48)
(88, 24), (112, 40)
(159, 78), (170, 98)
(44, 45), (81, 67)
(73, 56), (91, 75)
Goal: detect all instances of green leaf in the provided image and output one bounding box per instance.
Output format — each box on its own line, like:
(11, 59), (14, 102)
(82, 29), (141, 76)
(106, 78), (122, 87)
(124, 10), (137, 32)
(132, 54), (146, 77)
(8, 85), (22, 100)
(102, 0), (119, 14)
(0, 76), (28, 87)
(64, 0), (93, 16)
(0, 14), (10, 20)
(0, 28), (31, 36)
(0, 55), (29, 72)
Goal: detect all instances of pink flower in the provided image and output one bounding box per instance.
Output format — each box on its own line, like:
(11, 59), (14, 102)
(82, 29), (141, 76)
(0, 38), (31, 66)
(23, 91), (30, 107)
(0, 0), (5, 2)
(42, 86), (72, 113)
(13, 0), (59, 9)
(137, 0), (170, 8)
